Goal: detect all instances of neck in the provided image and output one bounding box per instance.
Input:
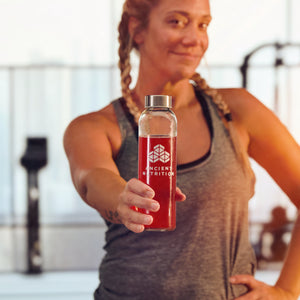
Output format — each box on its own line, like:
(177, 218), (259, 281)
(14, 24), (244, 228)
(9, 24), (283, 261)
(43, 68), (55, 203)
(133, 78), (196, 110)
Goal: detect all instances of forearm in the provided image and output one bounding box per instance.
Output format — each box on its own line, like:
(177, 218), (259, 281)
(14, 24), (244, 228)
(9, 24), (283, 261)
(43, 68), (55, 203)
(276, 209), (300, 298)
(81, 167), (127, 223)
(72, 164), (161, 233)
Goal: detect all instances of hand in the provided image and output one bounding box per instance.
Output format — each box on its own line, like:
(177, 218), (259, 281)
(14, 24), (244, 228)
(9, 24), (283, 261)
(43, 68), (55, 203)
(117, 178), (186, 233)
(230, 275), (296, 300)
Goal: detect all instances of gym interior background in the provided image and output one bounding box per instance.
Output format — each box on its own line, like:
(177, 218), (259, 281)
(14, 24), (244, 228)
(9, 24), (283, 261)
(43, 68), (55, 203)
(0, 0), (299, 298)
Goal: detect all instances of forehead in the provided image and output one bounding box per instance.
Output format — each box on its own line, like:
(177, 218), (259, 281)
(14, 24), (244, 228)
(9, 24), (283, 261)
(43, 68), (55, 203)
(154, 0), (211, 16)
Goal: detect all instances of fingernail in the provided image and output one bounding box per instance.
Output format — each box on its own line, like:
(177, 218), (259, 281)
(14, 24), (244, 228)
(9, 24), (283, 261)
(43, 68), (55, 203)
(136, 225), (144, 232)
(151, 202), (160, 211)
(229, 277), (236, 283)
(145, 215), (153, 225)
(146, 190), (155, 198)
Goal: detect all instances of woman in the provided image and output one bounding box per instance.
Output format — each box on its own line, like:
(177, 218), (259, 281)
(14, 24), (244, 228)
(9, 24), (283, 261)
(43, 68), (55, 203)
(63, 0), (300, 299)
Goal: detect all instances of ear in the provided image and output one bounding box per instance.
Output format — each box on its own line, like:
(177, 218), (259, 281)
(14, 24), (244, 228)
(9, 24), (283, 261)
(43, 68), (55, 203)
(128, 17), (145, 45)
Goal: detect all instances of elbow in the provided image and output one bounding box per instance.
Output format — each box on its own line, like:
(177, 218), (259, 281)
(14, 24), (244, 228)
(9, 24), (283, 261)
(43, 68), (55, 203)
(73, 168), (100, 212)
(72, 168), (89, 202)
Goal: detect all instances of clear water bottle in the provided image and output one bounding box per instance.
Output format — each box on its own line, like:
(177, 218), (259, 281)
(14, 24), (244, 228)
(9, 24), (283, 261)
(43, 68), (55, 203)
(138, 95), (177, 231)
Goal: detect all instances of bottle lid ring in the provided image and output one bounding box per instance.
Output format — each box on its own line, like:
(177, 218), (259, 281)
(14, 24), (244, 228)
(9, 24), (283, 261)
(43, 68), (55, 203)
(145, 95), (172, 108)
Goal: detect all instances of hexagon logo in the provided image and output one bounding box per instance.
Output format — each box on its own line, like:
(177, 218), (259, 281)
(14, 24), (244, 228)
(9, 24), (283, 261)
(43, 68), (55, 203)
(148, 144), (170, 163)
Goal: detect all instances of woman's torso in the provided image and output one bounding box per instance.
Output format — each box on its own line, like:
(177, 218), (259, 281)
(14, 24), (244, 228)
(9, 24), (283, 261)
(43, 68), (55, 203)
(94, 88), (256, 300)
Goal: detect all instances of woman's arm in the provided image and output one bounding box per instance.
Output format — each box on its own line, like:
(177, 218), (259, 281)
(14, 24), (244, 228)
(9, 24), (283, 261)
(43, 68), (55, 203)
(230, 215), (300, 300)
(221, 88), (300, 299)
(276, 211), (300, 297)
(63, 110), (160, 233)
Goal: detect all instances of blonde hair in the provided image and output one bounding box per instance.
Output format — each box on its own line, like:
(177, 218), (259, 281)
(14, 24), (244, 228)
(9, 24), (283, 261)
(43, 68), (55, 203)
(118, 0), (252, 173)
(118, 0), (159, 124)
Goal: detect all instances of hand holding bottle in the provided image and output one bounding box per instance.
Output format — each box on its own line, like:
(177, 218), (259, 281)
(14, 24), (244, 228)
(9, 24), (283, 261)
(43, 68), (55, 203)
(117, 178), (185, 233)
(138, 95), (178, 231)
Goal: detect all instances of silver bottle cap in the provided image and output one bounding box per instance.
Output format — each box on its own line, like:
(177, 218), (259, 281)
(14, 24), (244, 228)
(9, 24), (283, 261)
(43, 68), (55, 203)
(145, 95), (172, 108)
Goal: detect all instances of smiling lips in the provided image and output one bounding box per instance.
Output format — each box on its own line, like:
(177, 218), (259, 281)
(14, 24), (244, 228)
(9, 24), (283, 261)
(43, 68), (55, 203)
(170, 51), (201, 59)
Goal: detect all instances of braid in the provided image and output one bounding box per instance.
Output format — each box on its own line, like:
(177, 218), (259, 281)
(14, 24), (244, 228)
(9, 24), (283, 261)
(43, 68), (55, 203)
(191, 73), (231, 118)
(191, 73), (252, 174)
(118, 0), (159, 124)
(118, 11), (140, 124)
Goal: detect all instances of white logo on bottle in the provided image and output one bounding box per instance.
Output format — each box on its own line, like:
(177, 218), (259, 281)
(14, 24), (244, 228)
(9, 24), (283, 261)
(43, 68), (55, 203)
(148, 144), (170, 163)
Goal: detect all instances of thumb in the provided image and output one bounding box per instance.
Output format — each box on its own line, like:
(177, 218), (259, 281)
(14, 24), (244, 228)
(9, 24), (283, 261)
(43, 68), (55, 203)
(175, 187), (186, 202)
(230, 275), (260, 290)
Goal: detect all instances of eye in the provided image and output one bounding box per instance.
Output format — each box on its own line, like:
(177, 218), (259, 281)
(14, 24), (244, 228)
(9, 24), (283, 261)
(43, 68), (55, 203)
(199, 22), (209, 31)
(167, 16), (188, 28)
(169, 19), (180, 24)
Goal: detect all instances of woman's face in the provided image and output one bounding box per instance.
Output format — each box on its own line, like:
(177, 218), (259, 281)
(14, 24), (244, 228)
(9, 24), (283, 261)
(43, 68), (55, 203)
(137, 0), (211, 82)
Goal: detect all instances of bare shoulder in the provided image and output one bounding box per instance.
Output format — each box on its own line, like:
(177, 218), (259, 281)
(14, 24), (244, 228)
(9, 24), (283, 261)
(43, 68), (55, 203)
(66, 103), (117, 130)
(217, 87), (285, 130)
(216, 87), (282, 131)
(216, 87), (291, 142)
(217, 88), (261, 120)
(64, 102), (122, 159)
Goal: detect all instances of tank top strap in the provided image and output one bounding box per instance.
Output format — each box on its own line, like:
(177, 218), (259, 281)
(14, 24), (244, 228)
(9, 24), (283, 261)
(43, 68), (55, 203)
(194, 86), (232, 151)
(111, 97), (138, 141)
(194, 86), (214, 138)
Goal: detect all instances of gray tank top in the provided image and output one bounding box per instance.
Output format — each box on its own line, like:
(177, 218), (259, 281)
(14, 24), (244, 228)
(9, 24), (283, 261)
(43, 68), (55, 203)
(94, 89), (256, 300)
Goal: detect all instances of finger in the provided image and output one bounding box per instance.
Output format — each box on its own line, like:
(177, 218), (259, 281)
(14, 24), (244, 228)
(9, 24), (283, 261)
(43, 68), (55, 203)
(126, 178), (155, 198)
(230, 275), (260, 290)
(125, 222), (145, 233)
(122, 203), (154, 224)
(175, 187), (186, 202)
(123, 210), (153, 232)
(123, 191), (160, 212)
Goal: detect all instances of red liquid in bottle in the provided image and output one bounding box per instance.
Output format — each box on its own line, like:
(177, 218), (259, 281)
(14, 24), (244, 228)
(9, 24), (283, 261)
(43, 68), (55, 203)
(138, 136), (176, 231)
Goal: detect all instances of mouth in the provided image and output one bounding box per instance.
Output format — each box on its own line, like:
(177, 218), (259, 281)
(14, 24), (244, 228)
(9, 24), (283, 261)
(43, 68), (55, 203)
(170, 51), (201, 60)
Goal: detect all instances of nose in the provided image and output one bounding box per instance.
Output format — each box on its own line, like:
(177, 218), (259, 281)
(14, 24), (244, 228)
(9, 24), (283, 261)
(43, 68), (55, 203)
(181, 24), (205, 47)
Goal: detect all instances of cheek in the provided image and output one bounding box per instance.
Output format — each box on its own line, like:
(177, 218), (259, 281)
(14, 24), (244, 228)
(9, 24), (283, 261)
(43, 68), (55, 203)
(203, 34), (209, 50)
(156, 28), (182, 48)
(160, 35), (178, 49)
(149, 31), (170, 52)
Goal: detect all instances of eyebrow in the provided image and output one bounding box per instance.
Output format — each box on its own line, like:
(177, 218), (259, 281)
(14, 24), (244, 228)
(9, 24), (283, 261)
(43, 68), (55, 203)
(168, 10), (212, 21)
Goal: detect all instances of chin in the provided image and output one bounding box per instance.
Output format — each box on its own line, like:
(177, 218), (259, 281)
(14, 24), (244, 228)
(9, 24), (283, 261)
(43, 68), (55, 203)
(170, 68), (197, 82)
